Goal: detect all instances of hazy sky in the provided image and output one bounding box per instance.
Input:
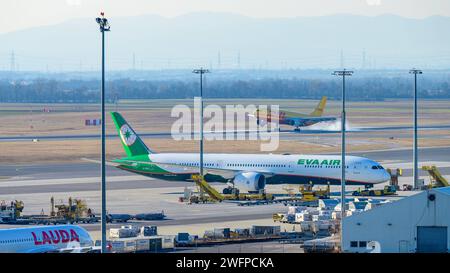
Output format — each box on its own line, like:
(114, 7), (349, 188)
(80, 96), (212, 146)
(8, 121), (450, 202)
(1, 0), (450, 34)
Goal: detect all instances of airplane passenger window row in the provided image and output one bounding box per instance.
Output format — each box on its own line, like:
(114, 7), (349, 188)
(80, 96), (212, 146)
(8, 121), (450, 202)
(0, 238), (33, 244)
(305, 165), (350, 169)
(227, 163), (286, 168)
(179, 163), (215, 167)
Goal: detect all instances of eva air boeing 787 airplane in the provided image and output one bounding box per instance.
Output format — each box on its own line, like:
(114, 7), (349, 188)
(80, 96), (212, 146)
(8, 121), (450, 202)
(110, 112), (390, 192)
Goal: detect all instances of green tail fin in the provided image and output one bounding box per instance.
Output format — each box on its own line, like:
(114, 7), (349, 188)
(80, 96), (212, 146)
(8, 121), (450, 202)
(310, 96), (327, 117)
(110, 112), (153, 157)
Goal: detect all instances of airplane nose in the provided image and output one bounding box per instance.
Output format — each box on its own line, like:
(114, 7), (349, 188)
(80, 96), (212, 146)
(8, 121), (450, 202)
(382, 171), (390, 182)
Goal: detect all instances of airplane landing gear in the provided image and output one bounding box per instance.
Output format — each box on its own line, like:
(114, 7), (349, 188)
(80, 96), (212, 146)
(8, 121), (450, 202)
(223, 187), (239, 195)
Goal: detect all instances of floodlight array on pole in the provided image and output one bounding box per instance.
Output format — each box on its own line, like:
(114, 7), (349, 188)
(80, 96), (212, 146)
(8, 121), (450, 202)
(409, 68), (422, 189)
(332, 69), (353, 239)
(192, 68), (210, 180)
(95, 12), (110, 254)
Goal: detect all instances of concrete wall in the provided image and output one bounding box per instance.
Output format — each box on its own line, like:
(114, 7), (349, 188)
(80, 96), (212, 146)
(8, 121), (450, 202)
(342, 189), (450, 253)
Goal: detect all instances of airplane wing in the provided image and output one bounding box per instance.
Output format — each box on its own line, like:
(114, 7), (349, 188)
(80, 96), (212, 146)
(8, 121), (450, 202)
(81, 158), (122, 167)
(306, 116), (336, 122)
(288, 116), (336, 123)
(58, 246), (96, 253)
(112, 159), (275, 179)
(285, 116), (336, 127)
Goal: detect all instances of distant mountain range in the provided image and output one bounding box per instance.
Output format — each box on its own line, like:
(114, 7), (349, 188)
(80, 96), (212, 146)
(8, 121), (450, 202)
(1, 12), (450, 71)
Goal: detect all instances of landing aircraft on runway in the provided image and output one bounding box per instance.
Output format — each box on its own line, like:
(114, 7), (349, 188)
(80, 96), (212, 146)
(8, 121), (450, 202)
(109, 112), (389, 193)
(253, 96), (336, 131)
(0, 225), (93, 253)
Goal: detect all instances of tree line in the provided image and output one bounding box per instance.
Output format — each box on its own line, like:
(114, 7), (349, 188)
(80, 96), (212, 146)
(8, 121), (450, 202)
(0, 76), (449, 103)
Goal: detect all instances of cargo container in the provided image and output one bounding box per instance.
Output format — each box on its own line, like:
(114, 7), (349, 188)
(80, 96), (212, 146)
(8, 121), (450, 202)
(318, 210), (332, 216)
(331, 211), (341, 220)
(287, 206), (307, 214)
(108, 240), (125, 253)
(295, 212), (312, 222)
(140, 225), (157, 236)
(307, 209), (320, 215)
(85, 119), (102, 126)
(148, 236), (163, 252)
(312, 214), (331, 221)
(161, 235), (175, 249)
(234, 228), (250, 237)
(286, 214), (295, 222)
(109, 227), (139, 238)
(108, 239), (137, 253)
(175, 232), (192, 245)
(251, 225), (281, 236)
(107, 237), (162, 253)
(349, 201), (368, 211)
(318, 199), (340, 210)
(135, 238), (150, 252)
(203, 230), (215, 238)
(214, 228), (230, 239)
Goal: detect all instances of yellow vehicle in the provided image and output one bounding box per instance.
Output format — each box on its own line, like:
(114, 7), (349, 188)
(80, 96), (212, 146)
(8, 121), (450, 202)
(352, 185), (397, 196)
(272, 213), (285, 223)
(299, 183), (330, 201)
(386, 168), (402, 189)
(50, 196), (94, 220)
(422, 165), (449, 188)
(184, 175), (274, 204)
(0, 200), (24, 220)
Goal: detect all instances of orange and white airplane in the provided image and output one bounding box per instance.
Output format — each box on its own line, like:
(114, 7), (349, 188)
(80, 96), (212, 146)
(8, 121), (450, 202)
(254, 96), (336, 131)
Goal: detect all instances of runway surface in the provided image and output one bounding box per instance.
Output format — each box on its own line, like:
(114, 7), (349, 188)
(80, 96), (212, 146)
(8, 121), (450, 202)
(1, 125), (449, 142)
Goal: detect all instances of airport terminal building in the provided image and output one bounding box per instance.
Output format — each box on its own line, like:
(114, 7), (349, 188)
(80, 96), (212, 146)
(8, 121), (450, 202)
(342, 187), (450, 253)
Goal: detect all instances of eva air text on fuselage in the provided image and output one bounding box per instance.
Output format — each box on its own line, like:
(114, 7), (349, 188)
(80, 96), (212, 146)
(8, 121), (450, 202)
(297, 159), (341, 165)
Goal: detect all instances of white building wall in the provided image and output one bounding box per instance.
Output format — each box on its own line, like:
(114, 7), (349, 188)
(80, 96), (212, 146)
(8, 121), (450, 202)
(342, 189), (450, 253)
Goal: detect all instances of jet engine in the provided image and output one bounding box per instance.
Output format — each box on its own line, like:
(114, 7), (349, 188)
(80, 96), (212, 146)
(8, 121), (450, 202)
(232, 172), (266, 193)
(288, 119), (302, 127)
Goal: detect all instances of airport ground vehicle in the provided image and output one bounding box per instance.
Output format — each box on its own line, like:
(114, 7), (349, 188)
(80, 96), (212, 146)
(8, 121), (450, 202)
(108, 112), (390, 193)
(0, 200), (24, 223)
(175, 233), (195, 246)
(299, 184), (330, 200)
(179, 174), (274, 203)
(106, 214), (132, 223)
(1, 198), (98, 225)
(352, 185), (397, 196)
(422, 165), (449, 188)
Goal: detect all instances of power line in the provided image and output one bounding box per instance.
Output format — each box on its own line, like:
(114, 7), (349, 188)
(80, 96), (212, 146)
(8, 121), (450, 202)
(237, 51), (241, 69)
(10, 50), (15, 72)
(217, 51), (221, 69)
(362, 49), (366, 70)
